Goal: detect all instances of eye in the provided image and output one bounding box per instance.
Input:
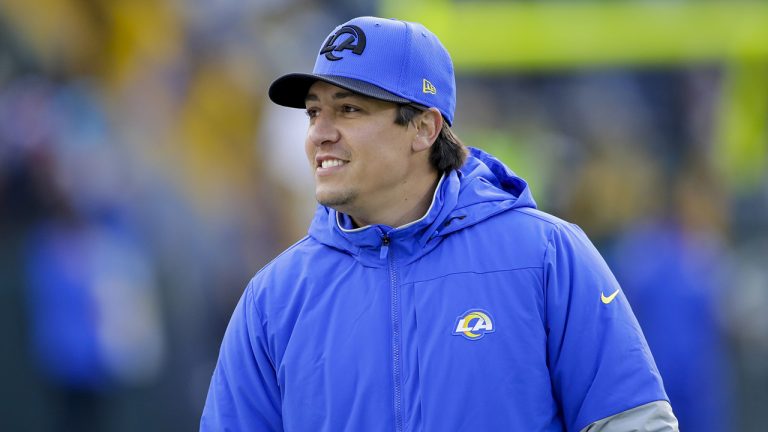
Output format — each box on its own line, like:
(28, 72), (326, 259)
(305, 108), (319, 118)
(341, 105), (360, 114)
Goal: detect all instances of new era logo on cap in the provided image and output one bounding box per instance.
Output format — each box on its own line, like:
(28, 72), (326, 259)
(268, 16), (456, 125)
(423, 79), (436, 94)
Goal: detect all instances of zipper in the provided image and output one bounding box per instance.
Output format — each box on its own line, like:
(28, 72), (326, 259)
(380, 235), (391, 259)
(384, 234), (404, 432)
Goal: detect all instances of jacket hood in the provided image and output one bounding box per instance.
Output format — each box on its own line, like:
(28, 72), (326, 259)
(307, 147), (537, 265)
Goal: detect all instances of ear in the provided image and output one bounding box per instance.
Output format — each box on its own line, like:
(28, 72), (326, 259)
(411, 108), (443, 153)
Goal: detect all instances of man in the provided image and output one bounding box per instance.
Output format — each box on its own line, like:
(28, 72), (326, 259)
(201, 16), (678, 431)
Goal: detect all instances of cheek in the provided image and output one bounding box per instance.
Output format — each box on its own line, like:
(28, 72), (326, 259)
(304, 138), (315, 166)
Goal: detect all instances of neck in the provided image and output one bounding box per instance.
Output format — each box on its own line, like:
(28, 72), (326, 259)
(350, 171), (441, 228)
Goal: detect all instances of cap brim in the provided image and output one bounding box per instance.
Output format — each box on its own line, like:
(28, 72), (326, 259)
(268, 74), (412, 109)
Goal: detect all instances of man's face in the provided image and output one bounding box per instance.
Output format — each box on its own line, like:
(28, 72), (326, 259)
(304, 81), (420, 221)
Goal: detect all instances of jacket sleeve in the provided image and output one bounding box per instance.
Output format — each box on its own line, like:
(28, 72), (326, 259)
(544, 223), (673, 432)
(200, 282), (283, 431)
(580, 400), (679, 432)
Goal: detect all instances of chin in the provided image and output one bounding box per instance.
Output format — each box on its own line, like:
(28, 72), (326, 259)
(316, 188), (357, 209)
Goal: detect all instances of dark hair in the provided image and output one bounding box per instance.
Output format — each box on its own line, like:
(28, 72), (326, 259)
(395, 105), (467, 172)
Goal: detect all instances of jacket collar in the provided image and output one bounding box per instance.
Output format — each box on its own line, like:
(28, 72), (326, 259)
(307, 147), (536, 267)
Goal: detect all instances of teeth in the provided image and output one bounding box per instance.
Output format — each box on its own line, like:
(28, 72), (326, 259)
(321, 159), (345, 169)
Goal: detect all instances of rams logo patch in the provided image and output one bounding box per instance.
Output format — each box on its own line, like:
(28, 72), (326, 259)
(453, 309), (495, 340)
(320, 25), (366, 61)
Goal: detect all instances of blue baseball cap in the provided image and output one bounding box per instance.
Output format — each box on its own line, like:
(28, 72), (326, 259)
(268, 16), (456, 125)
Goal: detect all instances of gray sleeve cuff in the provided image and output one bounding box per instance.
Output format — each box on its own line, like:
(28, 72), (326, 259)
(580, 400), (679, 432)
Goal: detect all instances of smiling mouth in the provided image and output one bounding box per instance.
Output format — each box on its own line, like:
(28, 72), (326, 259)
(320, 159), (347, 169)
(316, 157), (350, 171)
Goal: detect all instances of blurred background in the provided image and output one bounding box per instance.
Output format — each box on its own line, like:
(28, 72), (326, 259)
(0, 0), (766, 430)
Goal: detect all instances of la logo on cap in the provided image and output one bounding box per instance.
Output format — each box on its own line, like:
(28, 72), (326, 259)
(320, 25), (366, 61)
(423, 79), (437, 94)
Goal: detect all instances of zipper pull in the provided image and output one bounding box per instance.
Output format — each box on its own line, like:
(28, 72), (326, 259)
(380, 236), (390, 259)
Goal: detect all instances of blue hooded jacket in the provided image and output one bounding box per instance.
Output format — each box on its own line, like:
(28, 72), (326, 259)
(201, 148), (668, 431)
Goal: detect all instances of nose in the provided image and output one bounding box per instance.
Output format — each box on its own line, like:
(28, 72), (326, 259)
(307, 111), (340, 146)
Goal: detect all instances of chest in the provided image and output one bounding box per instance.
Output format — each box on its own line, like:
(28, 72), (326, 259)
(270, 246), (559, 431)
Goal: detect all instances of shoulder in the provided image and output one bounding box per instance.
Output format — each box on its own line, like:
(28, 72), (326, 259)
(507, 207), (595, 251)
(511, 207), (572, 228)
(245, 234), (353, 304)
(467, 205), (586, 251)
(246, 236), (321, 297)
(254, 236), (316, 276)
(436, 207), (585, 275)
(465, 207), (608, 280)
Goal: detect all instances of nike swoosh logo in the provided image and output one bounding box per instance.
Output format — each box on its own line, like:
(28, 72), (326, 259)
(601, 289), (620, 304)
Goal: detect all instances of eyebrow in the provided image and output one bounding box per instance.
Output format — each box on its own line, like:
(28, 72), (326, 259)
(305, 91), (358, 103)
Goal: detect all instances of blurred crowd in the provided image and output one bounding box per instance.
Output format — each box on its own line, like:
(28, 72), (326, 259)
(1, 1), (767, 431)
